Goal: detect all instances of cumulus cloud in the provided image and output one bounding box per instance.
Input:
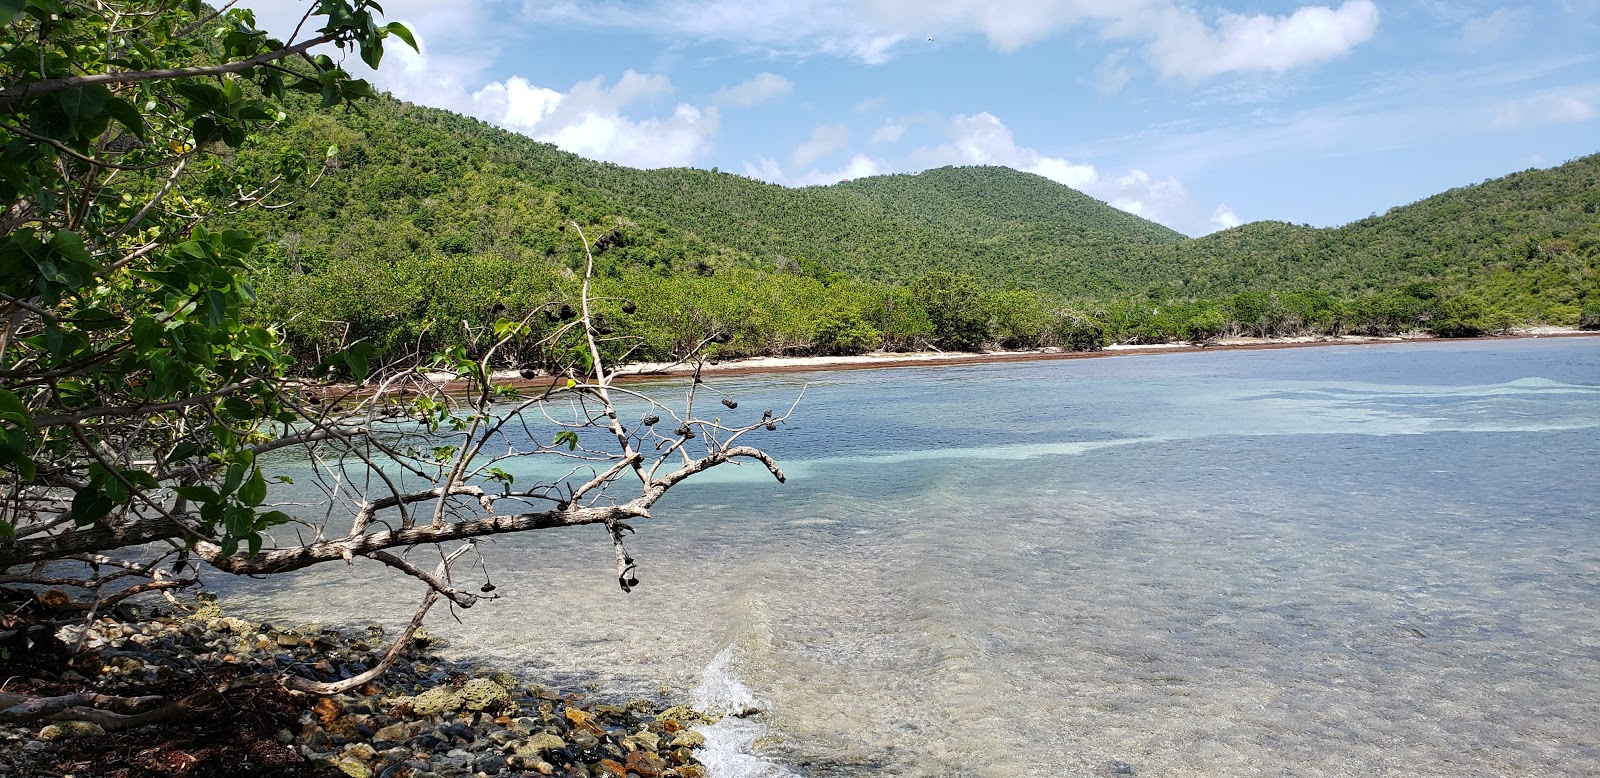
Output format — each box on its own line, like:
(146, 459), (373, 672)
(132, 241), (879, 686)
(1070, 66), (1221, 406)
(1211, 204), (1244, 231)
(870, 120), (906, 144)
(1134, 1), (1381, 81)
(523, 0), (1380, 83)
(238, 1), (718, 168)
(789, 124), (851, 169)
(713, 73), (795, 106)
(1491, 92), (1600, 129)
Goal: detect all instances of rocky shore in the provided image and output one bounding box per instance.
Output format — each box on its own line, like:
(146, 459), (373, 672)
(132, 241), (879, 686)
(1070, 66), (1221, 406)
(0, 602), (716, 778)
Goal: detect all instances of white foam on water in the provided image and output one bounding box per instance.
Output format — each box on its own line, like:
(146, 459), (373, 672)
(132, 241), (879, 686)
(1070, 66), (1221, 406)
(690, 646), (798, 778)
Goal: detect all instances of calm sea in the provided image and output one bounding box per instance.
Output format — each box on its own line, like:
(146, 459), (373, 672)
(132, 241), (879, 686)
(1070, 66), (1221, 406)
(223, 337), (1600, 777)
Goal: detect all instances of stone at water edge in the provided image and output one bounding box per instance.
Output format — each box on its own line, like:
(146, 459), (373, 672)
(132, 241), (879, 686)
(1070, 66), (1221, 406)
(668, 730), (706, 749)
(630, 728), (661, 751)
(404, 677), (511, 715)
(625, 750), (665, 777)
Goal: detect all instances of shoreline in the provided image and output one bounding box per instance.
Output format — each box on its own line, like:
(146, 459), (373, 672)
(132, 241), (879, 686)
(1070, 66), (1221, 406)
(0, 603), (716, 777)
(478, 328), (1600, 386)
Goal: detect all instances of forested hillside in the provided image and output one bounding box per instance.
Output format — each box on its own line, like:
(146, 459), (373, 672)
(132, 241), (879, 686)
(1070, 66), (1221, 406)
(1155, 155), (1600, 316)
(224, 92), (1600, 366)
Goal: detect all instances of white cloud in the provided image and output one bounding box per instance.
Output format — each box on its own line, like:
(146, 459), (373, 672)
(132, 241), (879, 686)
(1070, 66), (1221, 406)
(1492, 92), (1600, 129)
(469, 71), (719, 168)
(713, 72), (795, 106)
(871, 120), (906, 144)
(239, 2), (718, 168)
(1132, 1), (1381, 81)
(522, 0), (1381, 82)
(790, 124), (851, 169)
(1211, 204), (1244, 231)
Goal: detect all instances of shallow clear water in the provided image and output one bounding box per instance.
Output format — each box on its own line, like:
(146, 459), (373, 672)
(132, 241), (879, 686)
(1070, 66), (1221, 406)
(219, 338), (1600, 777)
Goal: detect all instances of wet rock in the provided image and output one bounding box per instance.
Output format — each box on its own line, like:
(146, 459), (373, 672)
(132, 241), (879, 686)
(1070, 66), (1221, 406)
(510, 732), (566, 756)
(593, 758), (626, 777)
(625, 750), (664, 777)
(374, 722), (411, 744)
(655, 706), (717, 727)
(667, 730), (706, 749)
(629, 729), (660, 752)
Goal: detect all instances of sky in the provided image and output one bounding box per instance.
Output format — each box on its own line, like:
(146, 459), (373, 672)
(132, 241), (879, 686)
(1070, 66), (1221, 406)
(238, 1), (1600, 237)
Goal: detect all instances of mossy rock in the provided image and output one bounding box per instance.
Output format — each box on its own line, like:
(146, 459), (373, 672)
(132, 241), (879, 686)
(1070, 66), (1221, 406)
(39, 721), (105, 740)
(655, 705), (718, 726)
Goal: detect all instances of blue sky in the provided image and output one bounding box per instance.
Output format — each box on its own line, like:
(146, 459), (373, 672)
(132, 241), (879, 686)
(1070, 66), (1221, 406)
(242, 1), (1600, 236)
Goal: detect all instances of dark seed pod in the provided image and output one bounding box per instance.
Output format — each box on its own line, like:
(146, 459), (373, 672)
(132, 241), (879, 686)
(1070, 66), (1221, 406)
(480, 583), (496, 593)
(556, 501), (569, 511)
(595, 323), (614, 335)
(519, 368), (538, 379)
(642, 415), (660, 426)
(491, 302), (506, 313)
(762, 409), (773, 419)
(721, 398), (738, 409)
(675, 426), (695, 438)
(713, 332), (732, 344)
(621, 301), (637, 314)
(559, 304), (576, 320)
(765, 423), (777, 431)
(693, 376), (703, 384)
(626, 577), (640, 587)
(544, 309), (560, 322)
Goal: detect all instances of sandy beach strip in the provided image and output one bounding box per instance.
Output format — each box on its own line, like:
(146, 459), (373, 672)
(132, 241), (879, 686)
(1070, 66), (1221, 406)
(478, 327), (1598, 384)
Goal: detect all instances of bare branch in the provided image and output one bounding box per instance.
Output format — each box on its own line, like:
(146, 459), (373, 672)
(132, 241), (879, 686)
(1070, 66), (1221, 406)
(0, 33), (343, 105)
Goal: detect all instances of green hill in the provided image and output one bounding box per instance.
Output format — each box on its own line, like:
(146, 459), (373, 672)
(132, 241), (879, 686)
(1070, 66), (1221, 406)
(1157, 155), (1600, 315)
(223, 93), (1600, 362)
(227, 98), (1182, 297)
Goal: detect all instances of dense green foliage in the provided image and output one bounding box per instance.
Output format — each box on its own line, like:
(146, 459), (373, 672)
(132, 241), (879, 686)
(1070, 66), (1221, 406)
(221, 93), (1599, 366)
(0, 0), (411, 545)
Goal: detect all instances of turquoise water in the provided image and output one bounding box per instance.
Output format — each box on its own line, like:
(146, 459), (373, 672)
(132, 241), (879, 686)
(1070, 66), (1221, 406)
(223, 338), (1600, 777)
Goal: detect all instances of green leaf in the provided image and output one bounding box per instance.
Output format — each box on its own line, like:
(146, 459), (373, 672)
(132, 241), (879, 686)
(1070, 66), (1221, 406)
(553, 431), (579, 451)
(132, 316), (163, 350)
(103, 96), (147, 139)
(0, 0), (25, 26)
(47, 229), (92, 265)
(172, 485), (218, 503)
(0, 388), (28, 429)
(246, 532), (262, 557)
(69, 485), (115, 525)
(58, 86), (108, 138)
(238, 467), (267, 507)
(220, 461), (247, 497)
(206, 288), (228, 329)
(164, 440), (200, 465)
(259, 510), (292, 527)
(383, 21), (418, 51)
(220, 537), (238, 557)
